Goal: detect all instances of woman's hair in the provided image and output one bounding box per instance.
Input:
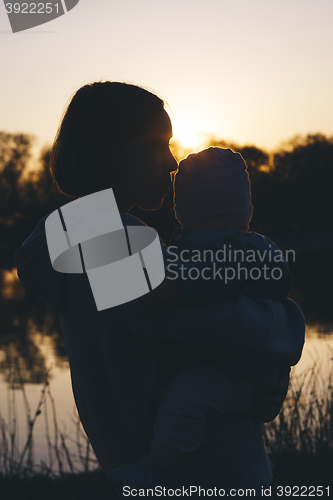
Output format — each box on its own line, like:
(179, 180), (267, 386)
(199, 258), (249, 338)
(50, 82), (164, 198)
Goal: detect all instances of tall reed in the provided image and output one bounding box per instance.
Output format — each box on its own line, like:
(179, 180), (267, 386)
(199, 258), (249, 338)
(0, 361), (98, 478)
(264, 345), (333, 457)
(1, 349), (332, 480)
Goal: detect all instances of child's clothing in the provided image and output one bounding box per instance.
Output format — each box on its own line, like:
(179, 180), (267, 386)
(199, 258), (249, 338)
(109, 148), (295, 488)
(109, 363), (255, 489)
(110, 224), (292, 487)
(138, 364), (254, 476)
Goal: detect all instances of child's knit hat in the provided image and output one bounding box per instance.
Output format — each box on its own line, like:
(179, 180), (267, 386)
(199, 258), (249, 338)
(174, 147), (253, 231)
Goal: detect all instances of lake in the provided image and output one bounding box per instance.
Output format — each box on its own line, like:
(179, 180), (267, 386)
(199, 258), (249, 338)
(1, 265), (333, 474)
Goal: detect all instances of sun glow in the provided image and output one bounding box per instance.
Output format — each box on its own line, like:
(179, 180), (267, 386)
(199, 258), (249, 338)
(174, 124), (199, 148)
(173, 116), (209, 150)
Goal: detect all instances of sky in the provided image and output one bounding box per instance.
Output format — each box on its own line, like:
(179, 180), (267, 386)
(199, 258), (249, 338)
(1, 0), (333, 155)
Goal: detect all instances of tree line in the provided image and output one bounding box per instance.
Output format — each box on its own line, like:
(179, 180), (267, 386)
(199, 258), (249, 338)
(1, 130), (332, 248)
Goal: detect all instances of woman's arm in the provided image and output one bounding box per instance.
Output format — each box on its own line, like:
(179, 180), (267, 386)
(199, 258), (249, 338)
(117, 295), (305, 372)
(15, 213), (305, 371)
(248, 367), (291, 422)
(118, 214), (305, 371)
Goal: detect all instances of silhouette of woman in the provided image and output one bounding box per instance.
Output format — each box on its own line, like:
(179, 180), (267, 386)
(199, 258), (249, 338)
(15, 82), (304, 497)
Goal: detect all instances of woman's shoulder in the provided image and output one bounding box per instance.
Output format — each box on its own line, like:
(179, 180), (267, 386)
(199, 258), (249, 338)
(120, 212), (147, 227)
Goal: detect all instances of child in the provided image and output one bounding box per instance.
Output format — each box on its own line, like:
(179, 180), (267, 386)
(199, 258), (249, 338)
(108, 147), (297, 490)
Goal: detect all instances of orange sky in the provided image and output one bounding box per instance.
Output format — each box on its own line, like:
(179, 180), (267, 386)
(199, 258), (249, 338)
(1, 0), (333, 154)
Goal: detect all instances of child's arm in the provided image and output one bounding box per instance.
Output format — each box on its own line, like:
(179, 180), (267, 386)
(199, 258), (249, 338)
(145, 227), (292, 306)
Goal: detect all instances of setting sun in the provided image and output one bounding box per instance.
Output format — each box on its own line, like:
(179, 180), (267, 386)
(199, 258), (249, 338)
(172, 115), (210, 150)
(173, 121), (200, 148)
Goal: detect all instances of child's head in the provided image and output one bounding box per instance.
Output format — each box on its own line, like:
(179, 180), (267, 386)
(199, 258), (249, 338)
(174, 147), (253, 232)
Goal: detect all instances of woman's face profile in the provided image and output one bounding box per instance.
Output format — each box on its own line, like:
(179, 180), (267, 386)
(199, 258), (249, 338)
(114, 109), (178, 211)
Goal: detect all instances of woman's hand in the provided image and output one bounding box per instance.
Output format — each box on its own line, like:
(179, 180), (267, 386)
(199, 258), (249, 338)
(248, 367), (291, 423)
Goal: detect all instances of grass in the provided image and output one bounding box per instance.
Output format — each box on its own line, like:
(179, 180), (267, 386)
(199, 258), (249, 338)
(0, 354), (332, 498)
(264, 349), (333, 491)
(0, 362), (109, 499)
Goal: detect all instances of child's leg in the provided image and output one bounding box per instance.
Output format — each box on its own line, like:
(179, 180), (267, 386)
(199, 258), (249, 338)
(109, 365), (253, 488)
(138, 364), (254, 477)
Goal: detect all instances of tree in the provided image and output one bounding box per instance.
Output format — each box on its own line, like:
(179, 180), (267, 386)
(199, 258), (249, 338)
(0, 133), (68, 247)
(20, 147), (69, 224)
(272, 134), (333, 231)
(0, 132), (34, 226)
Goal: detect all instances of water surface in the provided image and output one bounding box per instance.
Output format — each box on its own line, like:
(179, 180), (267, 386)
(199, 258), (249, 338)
(1, 268), (332, 473)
